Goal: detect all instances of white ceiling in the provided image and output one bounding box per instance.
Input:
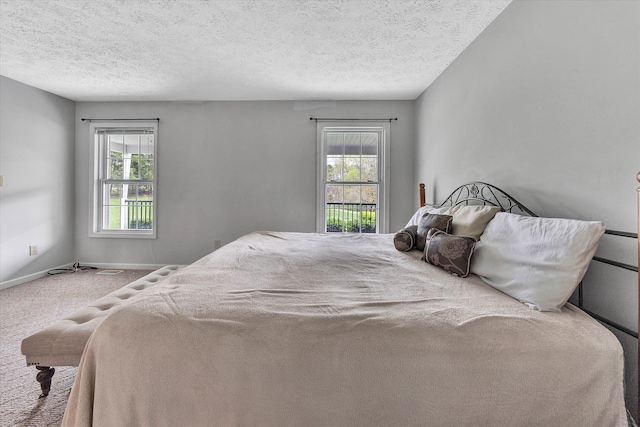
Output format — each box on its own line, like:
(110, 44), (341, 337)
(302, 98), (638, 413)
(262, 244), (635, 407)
(0, 0), (512, 102)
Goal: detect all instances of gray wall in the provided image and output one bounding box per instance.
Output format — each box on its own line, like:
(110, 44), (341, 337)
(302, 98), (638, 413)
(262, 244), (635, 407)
(74, 101), (415, 267)
(414, 0), (639, 418)
(0, 76), (76, 286)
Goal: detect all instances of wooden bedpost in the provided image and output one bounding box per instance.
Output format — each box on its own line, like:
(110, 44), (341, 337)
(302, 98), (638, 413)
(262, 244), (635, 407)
(419, 183), (425, 208)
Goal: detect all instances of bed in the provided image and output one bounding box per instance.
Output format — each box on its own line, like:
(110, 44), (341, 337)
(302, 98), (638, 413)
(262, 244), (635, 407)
(61, 181), (635, 427)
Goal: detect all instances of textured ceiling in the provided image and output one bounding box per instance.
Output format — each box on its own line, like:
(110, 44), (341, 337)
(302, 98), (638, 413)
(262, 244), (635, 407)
(0, 0), (512, 101)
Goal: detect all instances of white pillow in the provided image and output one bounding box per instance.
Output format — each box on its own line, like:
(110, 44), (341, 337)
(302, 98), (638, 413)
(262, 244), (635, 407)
(470, 212), (605, 312)
(444, 205), (501, 239)
(405, 205), (450, 228)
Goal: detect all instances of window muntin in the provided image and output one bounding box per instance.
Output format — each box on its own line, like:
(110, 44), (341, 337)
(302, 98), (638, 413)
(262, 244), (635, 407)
(317, 124), (389, 234)
(89, 122), (157, 238)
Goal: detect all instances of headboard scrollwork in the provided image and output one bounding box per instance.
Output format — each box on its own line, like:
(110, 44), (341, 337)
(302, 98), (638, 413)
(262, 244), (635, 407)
(421, 181), (537, 217)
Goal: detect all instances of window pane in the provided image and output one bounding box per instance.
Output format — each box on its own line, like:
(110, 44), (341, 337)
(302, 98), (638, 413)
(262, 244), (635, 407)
(127, 184), (153, 229)
(326, 133), (343, 155)
(108, 183), (122, 200)
(140, 133), (154, 157)
(103, 184), (122, 230)
(127, 199), (154, 229)
(343, 203), (360, 232)
(125, 183), (136, 200)
(344, 185), (361, 203)
(103, 205), (121, 230)
(361, 184), (377, 204)
(344, 133), (360, 155)
(119, 153), (155, 181)
(323, 184), (379, 234)
(140, 154), (154, 179)
(325, 184), (343, 203)
(325, 184), (343, 232)
(361, 191), (377, 234)
(129, 154), (139, 179)
(109, 154), (124, 179)
(361, 133), (378, 155)
(326, 156), (343, 182)
(361, 156), (378, 182)
(102, 183), (153, 230)
(124, 134), (138, 151)
(108, 134), (123, 156)
(344, 157), (361, 182)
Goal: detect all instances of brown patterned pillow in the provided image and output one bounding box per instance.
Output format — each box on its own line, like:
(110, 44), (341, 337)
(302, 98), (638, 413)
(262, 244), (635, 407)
(423, 230), (477, 277)
(393, 225), (418, 252)
(415, 213), (453, 251)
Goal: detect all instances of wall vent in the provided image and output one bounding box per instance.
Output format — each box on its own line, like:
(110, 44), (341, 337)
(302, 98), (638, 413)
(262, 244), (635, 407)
(96, 270), (124, 275)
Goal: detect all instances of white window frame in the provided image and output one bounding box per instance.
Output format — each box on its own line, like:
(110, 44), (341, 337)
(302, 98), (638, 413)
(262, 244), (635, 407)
(89, 121), (158, 239)
(316, 122), (390, 234)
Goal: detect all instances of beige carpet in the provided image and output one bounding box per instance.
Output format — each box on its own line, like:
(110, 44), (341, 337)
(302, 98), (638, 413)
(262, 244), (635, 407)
(0, 268), (153, 426)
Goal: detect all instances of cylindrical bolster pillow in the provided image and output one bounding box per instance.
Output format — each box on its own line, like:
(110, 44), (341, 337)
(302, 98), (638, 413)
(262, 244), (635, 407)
(394, 225), (418, 251)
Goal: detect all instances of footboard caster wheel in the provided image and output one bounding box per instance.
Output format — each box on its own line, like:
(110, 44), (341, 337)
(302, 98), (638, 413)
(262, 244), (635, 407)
(36, 366), (55, 398)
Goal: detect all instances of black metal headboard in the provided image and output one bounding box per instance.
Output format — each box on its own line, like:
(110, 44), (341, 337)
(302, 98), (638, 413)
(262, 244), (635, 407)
(587, 234), (638, 338)
(429, 182), (538, 216)
(420, 181), (639, 339)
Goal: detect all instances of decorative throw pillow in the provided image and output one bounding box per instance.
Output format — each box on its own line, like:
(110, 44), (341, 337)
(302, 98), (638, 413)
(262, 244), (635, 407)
(470, 212), (606, 311)
(423, 230), (477, 278)
(444, 205), (501, 239)
(405, 206), (450, 228)
(393, 225), (418, 252)
(415, 213), (453, 251)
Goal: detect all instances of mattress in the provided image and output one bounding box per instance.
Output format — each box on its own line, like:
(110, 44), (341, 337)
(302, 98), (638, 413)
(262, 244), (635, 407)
(62, 231), (627, 426)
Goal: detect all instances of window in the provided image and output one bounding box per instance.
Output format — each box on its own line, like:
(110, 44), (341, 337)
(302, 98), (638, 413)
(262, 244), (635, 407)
(316, 123), (390, 234)
(89, 121), (157, 238)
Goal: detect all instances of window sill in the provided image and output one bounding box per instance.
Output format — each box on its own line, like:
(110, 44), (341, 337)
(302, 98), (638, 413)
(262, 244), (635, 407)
(89, 231), (157, 239)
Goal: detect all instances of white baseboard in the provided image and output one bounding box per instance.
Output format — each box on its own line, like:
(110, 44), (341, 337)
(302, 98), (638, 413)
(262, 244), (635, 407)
(76, 262), (169, 271)
(0, 262), (174, 291)
(0, 263), (73, 291)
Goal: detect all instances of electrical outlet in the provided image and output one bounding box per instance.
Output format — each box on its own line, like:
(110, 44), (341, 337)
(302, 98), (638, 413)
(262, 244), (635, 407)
(29, 245), (38, 256)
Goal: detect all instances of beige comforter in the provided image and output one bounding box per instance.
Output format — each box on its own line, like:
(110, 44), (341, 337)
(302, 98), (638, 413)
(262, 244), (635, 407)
(62, 231), (626, 427)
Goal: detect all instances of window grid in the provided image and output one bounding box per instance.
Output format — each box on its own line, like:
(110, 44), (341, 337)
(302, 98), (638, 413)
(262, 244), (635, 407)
(323, 129), (382, 234)
(90, 122), (157, 238)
